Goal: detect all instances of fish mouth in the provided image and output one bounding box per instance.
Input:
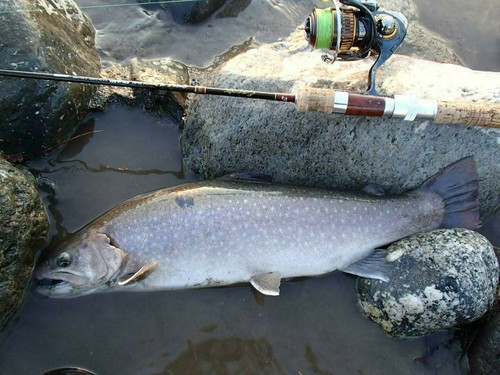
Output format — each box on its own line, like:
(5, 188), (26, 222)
(35, 272), (90, 297)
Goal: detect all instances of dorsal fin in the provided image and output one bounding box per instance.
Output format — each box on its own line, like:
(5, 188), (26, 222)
(220, 172), (273, 184)
(362, 183), (386, 196)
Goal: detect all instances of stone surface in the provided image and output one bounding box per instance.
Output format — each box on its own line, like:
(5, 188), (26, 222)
(356, 229), (499, 338)
(181, 29), (500, 221)
(0, 0), (100, 159)
(0, 157), (49, 330)
(91, 58), (190, 122)
(468, 312), (500, 375)
(467, 240), (500, 375)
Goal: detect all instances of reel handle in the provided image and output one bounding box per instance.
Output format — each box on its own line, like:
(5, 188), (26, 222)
(295, 87), (500, 128)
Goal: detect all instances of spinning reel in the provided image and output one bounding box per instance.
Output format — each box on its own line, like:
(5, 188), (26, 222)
(303, 0), (408, 95)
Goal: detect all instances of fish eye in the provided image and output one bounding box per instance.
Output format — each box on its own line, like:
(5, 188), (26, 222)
(56, 252), (72, 268)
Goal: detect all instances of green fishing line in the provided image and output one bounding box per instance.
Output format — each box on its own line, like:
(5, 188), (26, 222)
(0, 0), (203, 14)
(314, 8), (335, 49)
(79, 0), (204, 10)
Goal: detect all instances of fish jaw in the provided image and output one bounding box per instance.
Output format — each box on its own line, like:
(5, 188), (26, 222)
(36, 271), (91, 297)
(35, 231), (129, 298)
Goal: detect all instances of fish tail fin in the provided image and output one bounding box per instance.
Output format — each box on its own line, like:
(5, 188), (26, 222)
(419, 157), (479, 229)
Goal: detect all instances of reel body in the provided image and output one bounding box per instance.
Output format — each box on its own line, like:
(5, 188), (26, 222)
(304, 0), (407, 95)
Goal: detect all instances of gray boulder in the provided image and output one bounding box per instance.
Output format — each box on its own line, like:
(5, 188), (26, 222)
(356, 229), (499, 338)
(91, 58), (190, 122)
(181, 30), (500, 221)
(0, 157), (49, 329)
(0, 0), (100, 159)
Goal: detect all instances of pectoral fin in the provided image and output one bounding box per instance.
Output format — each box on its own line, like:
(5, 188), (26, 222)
(118, 261), (158, 286)
(340, 249), (390, 282)
(250, 272), (282, 296)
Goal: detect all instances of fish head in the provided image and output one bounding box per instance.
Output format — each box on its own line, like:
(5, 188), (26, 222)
(35, 231), (127, 298)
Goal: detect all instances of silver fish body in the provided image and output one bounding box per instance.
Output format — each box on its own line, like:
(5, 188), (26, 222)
(35, 158), (479, 297)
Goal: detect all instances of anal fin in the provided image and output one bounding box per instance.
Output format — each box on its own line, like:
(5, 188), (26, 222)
(250, 272), (282, 296)
(340, 249), (390, 282)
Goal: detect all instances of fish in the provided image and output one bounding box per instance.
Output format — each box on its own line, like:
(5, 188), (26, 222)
(35, 157), (479, 298)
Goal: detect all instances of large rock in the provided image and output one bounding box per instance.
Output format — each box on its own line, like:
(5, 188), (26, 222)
(0, 0), (100, 159)
(91, 58), (190, 122)
(0, 157), (49, 330)
(356, 229), (499, 338)
(181, 31), (500, 221)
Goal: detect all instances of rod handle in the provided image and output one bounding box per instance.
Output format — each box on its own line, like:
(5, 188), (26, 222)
(434, 101), (500, 128)
(295, 87), (335, 113)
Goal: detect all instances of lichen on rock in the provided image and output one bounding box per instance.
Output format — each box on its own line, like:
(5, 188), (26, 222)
(0, 157), (49, 330)
(356, 229), (499, 338)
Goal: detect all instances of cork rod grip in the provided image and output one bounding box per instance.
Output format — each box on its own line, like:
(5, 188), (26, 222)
(434, 101), (500, 128)
(295, 87), (335, 113)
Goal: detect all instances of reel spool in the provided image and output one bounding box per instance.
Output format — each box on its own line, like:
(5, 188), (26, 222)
(303, 0), (407, 95)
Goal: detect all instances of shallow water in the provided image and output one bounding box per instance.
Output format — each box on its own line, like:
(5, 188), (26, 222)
(81, 0), (323, 67)
(413, 0), (500, 71)
(0, 1), (498, 374)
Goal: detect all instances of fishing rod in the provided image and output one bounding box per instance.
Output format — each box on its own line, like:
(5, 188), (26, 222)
(0, 0), (498, 128)
(1, 67), (498, 127)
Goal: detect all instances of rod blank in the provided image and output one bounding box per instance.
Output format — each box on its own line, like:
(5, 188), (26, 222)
(0, 68), (498, 128)
(0, 69), (295, 103)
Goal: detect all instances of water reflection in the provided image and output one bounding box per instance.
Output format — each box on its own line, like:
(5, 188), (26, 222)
(26, 104), (197, 233)
(160, 337), (284, 375)
(75, 0), (326, 66)
(0, 271), (468, 374)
